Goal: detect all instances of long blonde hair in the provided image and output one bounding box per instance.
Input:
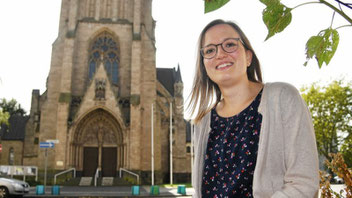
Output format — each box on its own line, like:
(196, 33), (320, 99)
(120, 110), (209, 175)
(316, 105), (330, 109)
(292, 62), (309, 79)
(187, 19), (263, 124)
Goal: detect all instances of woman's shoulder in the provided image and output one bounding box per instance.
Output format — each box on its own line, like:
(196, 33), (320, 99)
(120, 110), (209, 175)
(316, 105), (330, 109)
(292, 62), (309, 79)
(263, 82), (306, 112)
(264, 82), (300, 97)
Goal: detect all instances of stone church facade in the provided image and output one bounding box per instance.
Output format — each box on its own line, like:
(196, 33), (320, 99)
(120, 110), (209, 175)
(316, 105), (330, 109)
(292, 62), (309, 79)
(9, 0), (190, 184)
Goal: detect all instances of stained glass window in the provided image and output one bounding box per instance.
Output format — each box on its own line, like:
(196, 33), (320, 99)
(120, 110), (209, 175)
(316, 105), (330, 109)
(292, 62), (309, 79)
(88, 32), (119, 85)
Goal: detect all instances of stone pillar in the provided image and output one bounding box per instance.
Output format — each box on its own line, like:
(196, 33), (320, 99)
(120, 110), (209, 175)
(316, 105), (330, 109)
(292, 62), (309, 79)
(55, 34), (75, 170)
(173, 82), (187, 176)
(124, 144), (127, 167)
(68, 0), (78, 31)
(98, 146), (102, 169)
(129, 39), (141, 170)
(95, 0), (100, 21)
(128, 0), (142, 171)
(54, 0), (79, 170)
(112, 0), (118, 21)
(133, 0), (141, 36)
(101, 0), (106, 18)
(23, 90), (40, 162)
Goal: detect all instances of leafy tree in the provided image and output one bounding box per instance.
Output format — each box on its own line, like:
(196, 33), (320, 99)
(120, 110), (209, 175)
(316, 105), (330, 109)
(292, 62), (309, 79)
(0, 98), (26, 116)
(0, 110), (9, 126)
(301, 80), (352, 167)
(340, 136), (352, 168)
(204, 0), (352, 68)
(0, 78), (8, 126)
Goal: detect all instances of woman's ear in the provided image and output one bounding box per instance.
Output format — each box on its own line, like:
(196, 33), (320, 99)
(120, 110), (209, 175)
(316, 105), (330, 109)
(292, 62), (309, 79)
(246, 50), (253, 67)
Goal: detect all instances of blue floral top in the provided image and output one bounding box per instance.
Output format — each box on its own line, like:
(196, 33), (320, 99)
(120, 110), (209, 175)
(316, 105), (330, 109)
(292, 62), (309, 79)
(202, 89), (263, 198)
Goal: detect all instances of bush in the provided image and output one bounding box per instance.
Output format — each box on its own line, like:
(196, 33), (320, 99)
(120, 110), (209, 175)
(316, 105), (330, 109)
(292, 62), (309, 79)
(124, 176), (137, 185)
(320, 153), (352, 198)
(26, 178), (42, 186)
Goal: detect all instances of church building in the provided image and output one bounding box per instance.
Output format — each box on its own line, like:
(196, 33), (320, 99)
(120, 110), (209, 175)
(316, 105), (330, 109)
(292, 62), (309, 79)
(0, 0), (191, 184)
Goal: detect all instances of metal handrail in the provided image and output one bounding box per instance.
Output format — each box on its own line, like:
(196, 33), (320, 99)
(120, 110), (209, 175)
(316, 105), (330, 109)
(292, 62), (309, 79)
(54, 168), (76, 184)
(94, 168), (100, 186)
(119, 168), (139, 185)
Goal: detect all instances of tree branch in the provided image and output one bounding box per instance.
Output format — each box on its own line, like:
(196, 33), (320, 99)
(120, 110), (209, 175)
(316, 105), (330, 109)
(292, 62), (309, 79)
(292, 1), (321, 10)
(334, 0), (352, 9)
(330, 11), (336, 28)
(320, 0), (352, 25)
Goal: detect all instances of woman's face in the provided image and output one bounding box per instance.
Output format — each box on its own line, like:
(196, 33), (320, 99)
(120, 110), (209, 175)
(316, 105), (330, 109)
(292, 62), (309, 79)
(202, 24), (252, 88)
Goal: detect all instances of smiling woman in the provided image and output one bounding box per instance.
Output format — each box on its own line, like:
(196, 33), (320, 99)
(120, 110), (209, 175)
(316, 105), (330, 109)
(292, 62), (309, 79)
(189, 20), (262, 122)
(152, 0), (352, 120)
(0, 0), (351, 117)
(189, 19), (320, 198)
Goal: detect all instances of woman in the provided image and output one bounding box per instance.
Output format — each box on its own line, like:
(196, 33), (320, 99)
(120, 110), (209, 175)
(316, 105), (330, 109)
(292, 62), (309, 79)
(188, 19), (319, 197)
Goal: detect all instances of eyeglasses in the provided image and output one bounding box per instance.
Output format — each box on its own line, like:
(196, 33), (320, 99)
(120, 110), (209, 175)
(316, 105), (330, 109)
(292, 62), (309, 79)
(200, 38), (243, 59)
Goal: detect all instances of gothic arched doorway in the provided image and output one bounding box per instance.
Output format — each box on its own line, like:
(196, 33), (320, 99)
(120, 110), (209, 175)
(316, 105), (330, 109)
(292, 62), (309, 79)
(71, 108), (124, 177)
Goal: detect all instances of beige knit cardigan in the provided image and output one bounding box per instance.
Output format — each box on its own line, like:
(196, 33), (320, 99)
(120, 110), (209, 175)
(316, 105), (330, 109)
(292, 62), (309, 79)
(192, 82), (319, 198)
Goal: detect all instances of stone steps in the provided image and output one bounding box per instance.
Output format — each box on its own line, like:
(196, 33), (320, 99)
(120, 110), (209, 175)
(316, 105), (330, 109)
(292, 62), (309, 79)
(79, 177), (92, 186)
(65, 176), (132, 186)
(101, 177), (114, 186)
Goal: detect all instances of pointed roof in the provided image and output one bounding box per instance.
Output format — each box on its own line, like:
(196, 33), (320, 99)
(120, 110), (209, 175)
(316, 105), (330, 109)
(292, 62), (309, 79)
(156, 65), (183, 97)
(0, 114), (29, 140)
(175, 64), (182, 83)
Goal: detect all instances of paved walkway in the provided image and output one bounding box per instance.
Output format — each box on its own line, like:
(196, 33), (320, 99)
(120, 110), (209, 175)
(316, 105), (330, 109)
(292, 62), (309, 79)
(24, 186), (194, 198)
(23, 184), (345, 197)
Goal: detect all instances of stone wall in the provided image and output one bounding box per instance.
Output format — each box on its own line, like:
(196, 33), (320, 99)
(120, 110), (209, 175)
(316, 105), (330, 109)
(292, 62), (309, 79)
(7, 0), (192, 184)
(0, 141), (23, 165)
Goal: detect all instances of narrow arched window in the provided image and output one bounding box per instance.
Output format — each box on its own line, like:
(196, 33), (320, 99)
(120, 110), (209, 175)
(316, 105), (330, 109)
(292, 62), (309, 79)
(186, 146), (191, 153)
(88, 31), (119, 85)
(9, 147), (14, 165)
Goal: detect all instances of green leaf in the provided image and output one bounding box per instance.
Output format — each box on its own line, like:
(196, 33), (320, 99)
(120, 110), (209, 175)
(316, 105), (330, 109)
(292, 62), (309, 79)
(204, 0), (230, 13)
(259, 0), (280, 6)
(262, 2), (292, 40)
(304, 28), (339, 68)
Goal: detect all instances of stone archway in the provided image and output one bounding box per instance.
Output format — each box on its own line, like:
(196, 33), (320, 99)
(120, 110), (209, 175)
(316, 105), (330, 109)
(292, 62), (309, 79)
(71, 108), (124, 177)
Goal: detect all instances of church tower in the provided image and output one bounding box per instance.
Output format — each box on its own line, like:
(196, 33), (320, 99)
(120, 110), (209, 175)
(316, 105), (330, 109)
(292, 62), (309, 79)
(20, 0), (191, 184)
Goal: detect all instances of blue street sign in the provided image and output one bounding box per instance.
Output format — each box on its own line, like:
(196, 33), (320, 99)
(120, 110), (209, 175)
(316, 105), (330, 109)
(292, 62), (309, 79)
(39, 142), (54, 148)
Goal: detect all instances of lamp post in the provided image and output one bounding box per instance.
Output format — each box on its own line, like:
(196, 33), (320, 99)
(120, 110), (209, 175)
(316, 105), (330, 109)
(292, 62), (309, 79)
(151, 103), (154, 186)
(151, 101), (173, 186)
(169, 102), (173, 185)
(191, 123), (194, 182)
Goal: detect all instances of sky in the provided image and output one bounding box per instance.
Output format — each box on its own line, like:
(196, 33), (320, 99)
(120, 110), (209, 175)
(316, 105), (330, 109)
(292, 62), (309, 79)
(0, 0), (351, 119)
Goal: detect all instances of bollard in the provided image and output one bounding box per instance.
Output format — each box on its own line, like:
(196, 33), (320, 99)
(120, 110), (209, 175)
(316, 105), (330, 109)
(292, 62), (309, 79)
(150, 185), (160, 195)
(177, 185), (186, 195)
(36, 185), (45, 195)
(131, 185), (140, 195)
(51, 185), (60, 195)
